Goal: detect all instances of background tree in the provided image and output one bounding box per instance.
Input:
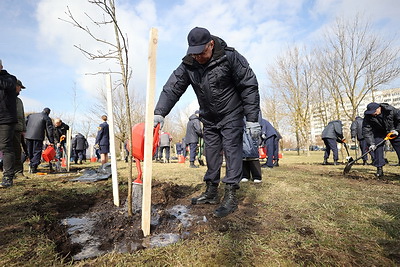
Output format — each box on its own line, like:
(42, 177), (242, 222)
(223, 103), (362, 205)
(61, 0), (138, 215)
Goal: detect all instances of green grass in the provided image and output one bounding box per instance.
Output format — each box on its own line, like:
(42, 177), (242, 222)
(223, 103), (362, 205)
(1, 151), (399, 266)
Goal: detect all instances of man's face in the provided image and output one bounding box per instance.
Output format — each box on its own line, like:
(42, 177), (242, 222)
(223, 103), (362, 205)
(16, 85), (22, 95)
(55, 121), (61, 127)
(191, 40), (214, 64)
(372, 107), (382, 117)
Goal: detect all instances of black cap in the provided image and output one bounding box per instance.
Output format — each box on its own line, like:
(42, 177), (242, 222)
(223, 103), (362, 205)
(364, 102), (380, 115)
(16, 80), (25, 89)
(43, 108), (51, 115)
(187, 27), (211, 55)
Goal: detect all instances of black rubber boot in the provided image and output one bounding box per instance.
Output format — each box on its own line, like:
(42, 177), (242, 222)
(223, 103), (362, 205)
(213, 184), (238, 218)
(191, 182), (219, 205)
(0, 176), (13, 188)
(363, 160), (367, 165)
(29, 165), (38, 174)
(274, 160), (279, 167)
(333, 160), (338, 165)
(375, 167), (384, 178)
(322, 159), (328, 165)
(189, 161), (199, 168)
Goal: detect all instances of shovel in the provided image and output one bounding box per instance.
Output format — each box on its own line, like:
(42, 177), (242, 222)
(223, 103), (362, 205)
(343, 132), (396, 175)
(342, 140), (354, 162)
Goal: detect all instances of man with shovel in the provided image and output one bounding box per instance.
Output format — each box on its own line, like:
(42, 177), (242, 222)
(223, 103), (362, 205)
(154, 27), (261, 218)
(362, 102), (400, 177)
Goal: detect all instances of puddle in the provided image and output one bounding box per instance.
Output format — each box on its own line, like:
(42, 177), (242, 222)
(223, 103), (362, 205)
(61, 204), (207, 260)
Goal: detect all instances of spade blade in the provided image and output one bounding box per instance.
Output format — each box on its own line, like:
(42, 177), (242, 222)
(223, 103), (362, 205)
(343, 160), (356, 175)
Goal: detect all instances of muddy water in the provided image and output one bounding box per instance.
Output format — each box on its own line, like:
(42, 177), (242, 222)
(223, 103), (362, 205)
(61, 204), (206, 260)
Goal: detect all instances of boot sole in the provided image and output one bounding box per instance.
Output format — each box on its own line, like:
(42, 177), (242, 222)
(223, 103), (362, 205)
(191, 198), (219, 205)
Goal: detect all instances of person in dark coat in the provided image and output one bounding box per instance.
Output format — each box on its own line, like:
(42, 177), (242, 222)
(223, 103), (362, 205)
(72, 133), (88, 164)
(185, 110), (203, 168)
(321, 120), (344, 165)
(153, 27), (261, 218)
(260, 118), (279, 169)
(13, 80), (27, 178)
(25, 108), (54, 173)
(53, 118), (69, 154)
(350, 116), (371, 165)
(241, 118), (262, 183)
(95, 115), (110, 169)
(176, 139), (184, 156)
(158, 131), (172, 163)
(0, 59), (17, 188)
(273, 131), (282, 167)
(362, 102), (400, 177)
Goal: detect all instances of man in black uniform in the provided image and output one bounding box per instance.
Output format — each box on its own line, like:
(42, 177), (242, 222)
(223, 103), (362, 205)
(0, 59), (17, 188)
(362, 102), (400, 177)
(153, 27), (261, 217)
(350, 116), (371, 165)
(53, 118), (70, 154)
(25, 108), (55, 173)
(321, 120), (344, 165)
(185, 110), (203, 168)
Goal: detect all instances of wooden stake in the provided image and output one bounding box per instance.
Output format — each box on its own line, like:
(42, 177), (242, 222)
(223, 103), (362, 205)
(142, 28), (158, 236)
(66, 129), (72, 172)
(106, 73), (120, 207)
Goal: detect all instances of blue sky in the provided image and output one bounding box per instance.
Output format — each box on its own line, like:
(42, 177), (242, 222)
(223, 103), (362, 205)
(1, 0), (399, 133)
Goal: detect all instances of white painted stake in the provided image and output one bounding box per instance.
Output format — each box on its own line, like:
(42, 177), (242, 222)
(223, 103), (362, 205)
(142, 28), (158, 236)
(106, 73), (120, 207)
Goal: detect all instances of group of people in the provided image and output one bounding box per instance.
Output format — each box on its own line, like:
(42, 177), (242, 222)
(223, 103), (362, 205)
(322, 102), (400, 177)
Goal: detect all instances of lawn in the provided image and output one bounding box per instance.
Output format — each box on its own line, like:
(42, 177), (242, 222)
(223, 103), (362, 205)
(0, 150), (399, 266)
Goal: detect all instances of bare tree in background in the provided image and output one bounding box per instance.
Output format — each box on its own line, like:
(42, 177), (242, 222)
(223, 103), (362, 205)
(318, 15), (400, 121)
(61, 0), (137, 215)
(268, 46), (317, 155)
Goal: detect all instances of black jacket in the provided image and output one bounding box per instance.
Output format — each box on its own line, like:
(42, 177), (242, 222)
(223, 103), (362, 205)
(363, 103), (400, 144)
(25, 111), (54, 142)
(322, 120), (343, 140)
(73, 133), (88, 151)
(350, 116), (364, 141)
(185, 114), (202, 144)
(0, 69), (17, 124)
(54, 122), (70, 143)
(154, 36), (260, 128)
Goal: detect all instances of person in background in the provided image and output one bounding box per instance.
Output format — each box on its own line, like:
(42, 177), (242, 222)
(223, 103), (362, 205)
(25, 108), (55, 173)
(158, 131), (172, 163)
(72, 133), (88, 164)
(153, 27), (261, 218)
(176, 139), (184, 156)
(185, 110), (203, 168)
(53, 118), (69, 154)
(13, 80), (27, 179)
(321, 120), (344, 165)
(260, 118), (279, 169)
(241, 118), (262, 183)
(351, 116), (370, 165)
(273, 130), (282, 167)
(95, 115), (110, 171)
(0, 59), (17, 188)
(362, 102), (400, 177)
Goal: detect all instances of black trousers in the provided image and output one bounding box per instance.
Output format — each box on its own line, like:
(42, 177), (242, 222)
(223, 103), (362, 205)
(0, 124), (15, 177)
(158, 146), (170, 161)
(390, 138), (400, 163)
(323, 138), (339, 161)
(372, 136), (386, 167)
(13, 131), (23, 174)
(265, 136), (275, 167)
(242, 160), (262, 180)
(26, 139), (43, 168)
(203, 121), (243, 186)
(189, 143), (198, 162)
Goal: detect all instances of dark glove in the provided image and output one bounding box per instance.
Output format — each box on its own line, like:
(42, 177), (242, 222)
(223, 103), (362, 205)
(154, 115), (164, 129)
(246, 121), (261, 140)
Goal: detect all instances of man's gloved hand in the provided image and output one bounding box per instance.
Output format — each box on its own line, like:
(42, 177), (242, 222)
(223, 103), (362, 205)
(369, 144), (377, 151)
(154, 115), (164, 128)
(351, 137), (356, 142)
(261, 133), (267, 140)
(390, 130), (399, 137)
(246, 121), (261, 140)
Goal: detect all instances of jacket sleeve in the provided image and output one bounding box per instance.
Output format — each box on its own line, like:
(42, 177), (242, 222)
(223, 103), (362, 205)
(95, 126), (103, 145)
(229, 50), (260, 122)
(350, 121), (357, 138)
(45, 117), (55, 143)
(194, 119), (203, 137)
(335, 122), (343, 139)
(154, 64), (191, 117)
